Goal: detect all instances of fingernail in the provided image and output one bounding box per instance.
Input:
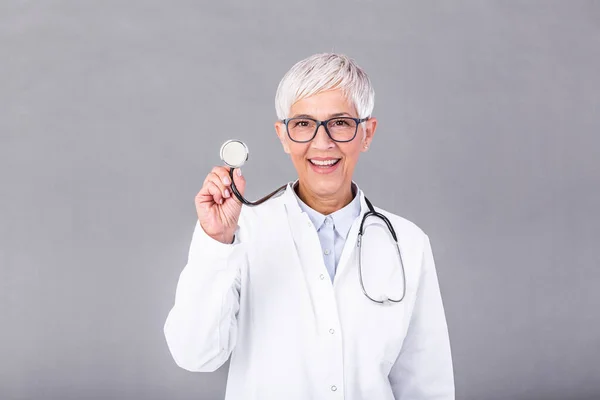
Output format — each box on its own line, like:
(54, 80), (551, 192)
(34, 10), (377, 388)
(224, 189), (230, 197)
(223, 177), (231, 185)
(237, 168), (242, 177)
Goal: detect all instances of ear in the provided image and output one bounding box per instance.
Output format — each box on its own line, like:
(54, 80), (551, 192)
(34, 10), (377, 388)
(360, 117), (377, 152)
(275, 121), (291, 154)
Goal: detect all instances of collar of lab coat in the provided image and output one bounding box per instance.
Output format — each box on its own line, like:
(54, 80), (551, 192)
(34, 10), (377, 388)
(289, 180), (362, 240)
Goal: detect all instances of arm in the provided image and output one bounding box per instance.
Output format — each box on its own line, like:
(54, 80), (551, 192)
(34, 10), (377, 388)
(163, 219), (247, 372)
(389, 234), (455, 399)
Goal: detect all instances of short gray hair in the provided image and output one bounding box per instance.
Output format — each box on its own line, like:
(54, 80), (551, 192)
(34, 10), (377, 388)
(275, 53), (375, 120)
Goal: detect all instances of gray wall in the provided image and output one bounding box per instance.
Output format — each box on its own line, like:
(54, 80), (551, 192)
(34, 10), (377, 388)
(1, 1), (599, 399)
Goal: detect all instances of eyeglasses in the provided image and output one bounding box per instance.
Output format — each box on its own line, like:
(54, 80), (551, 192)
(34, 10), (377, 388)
(281, 116), (369, 143)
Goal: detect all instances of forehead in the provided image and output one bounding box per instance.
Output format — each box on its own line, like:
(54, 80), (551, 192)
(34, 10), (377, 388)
(289, 89), (356, 116)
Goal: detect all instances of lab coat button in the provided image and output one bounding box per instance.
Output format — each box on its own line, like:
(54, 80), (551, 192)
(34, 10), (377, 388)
(331, 385), (337, 391)
(329, 328), (335, 334)
(320, 274), (325, 280)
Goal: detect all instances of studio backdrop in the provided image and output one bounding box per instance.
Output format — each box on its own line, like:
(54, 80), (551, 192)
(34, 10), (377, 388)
(1, 1), (599, 399)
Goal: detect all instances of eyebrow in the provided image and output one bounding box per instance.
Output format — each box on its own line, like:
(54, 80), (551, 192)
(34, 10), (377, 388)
(290, 112), (353, 119)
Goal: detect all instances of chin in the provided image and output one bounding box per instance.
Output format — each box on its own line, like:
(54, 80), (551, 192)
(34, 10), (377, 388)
(309, 178), (344, 195)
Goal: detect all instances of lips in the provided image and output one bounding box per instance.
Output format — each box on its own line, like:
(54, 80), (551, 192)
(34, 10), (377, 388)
(307, 157), (342, 174)
(309, 158), (341, 166)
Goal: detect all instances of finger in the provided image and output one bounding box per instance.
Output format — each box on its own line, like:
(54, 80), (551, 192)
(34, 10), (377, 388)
(197, 181), (223, 205)
(197, 180), (213, 200)
(205, 181), (225, 204)
(211, 166), (234, 188)
(202, 166), (232, 187)
(207, 172), (231, 199)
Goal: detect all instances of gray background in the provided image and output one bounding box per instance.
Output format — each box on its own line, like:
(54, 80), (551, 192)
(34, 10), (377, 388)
(1, 1), (599, 399)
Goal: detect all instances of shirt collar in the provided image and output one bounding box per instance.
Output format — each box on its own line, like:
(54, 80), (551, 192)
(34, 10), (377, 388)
(289, 180), (362, 240)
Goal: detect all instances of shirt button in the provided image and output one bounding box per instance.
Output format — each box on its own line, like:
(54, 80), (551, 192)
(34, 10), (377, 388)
(325, 218), (331, 225)
(331, 385), (337, 391)
(329, 328), (335, 334)
(324, 249), (330, 255)
(320, 274), (325, 280)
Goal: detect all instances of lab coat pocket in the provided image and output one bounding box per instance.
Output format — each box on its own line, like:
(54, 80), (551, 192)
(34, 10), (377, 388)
(369, 300), (409, 367)
(341, 288), (408, 376)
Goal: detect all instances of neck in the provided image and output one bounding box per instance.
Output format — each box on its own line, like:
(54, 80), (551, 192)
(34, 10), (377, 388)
(295, 180), (355, 215)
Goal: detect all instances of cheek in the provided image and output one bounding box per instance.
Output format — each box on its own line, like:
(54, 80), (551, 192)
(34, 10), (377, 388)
(290, 142), (308, 154)
(289, 145), (309, 164)
(341, 145), (362, 164)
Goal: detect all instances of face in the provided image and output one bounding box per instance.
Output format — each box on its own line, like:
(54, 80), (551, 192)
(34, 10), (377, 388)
(275, 89), (377, 200)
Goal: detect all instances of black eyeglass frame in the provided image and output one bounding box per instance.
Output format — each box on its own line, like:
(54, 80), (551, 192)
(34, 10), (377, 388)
(281, 116), (369, 143)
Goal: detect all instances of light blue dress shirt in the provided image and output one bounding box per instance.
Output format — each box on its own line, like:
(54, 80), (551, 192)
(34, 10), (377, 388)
(292, 183), (362, 282)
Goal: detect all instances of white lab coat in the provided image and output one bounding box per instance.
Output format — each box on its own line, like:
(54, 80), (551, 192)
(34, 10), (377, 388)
(164, 182), (454, 399)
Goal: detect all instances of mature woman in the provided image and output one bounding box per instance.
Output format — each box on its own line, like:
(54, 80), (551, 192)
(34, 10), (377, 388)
(164, 53), (454, 399)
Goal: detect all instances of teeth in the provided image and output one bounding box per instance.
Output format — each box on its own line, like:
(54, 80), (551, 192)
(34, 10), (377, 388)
(310, 159), (339, 166)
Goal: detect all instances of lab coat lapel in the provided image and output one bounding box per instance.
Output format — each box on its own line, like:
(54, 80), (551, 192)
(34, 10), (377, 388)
(332, 189), (369, 288)
(281, 184), (329, 281)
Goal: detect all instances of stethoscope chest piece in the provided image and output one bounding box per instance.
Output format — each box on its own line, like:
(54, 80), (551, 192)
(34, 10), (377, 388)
(220, 139), (249, 169)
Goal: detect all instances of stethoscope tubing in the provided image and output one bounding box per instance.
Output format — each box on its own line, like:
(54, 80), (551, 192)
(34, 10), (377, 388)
(358, 198), (406, 304)
(228, 168), (287, 206)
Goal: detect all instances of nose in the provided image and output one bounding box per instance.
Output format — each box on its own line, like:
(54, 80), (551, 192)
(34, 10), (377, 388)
(311, 123), (335, 149)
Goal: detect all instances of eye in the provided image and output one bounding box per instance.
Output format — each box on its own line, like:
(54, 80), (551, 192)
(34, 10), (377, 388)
(292, 119), (311, 128)
(333, 118), (350, 126)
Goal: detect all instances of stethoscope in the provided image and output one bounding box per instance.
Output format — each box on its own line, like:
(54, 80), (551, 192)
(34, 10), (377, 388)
(220, 139), (406, 305)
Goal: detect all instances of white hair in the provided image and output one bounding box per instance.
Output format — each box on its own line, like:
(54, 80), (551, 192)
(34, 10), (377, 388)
(275, 53), (375, 120)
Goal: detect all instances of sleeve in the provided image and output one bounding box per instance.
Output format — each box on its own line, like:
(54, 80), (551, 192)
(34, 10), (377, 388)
(389, 234), (455, 399)
(163, 217), (247, 372)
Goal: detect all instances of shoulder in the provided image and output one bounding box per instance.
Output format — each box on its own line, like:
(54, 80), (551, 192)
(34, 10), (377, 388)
(370, 204), (429, 250)
(237, 191), (287, 229)
(373, 204), (425, 235)
(233, 192), (289, 245)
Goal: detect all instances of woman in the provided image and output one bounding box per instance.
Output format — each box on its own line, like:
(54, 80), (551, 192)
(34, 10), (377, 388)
(164, 53), (454, 399)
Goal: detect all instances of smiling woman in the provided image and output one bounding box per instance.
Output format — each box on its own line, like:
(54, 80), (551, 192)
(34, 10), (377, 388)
(164, 53), (455, 400)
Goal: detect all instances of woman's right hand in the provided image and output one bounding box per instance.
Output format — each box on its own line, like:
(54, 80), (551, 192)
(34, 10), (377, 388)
(195, 166), (246, 244)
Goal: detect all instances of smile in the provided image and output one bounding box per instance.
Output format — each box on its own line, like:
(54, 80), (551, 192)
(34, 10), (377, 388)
(309, 158), (341, 166)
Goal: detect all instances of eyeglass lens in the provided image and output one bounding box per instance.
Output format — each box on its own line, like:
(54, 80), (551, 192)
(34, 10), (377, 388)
(286, 118), (358, 142)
